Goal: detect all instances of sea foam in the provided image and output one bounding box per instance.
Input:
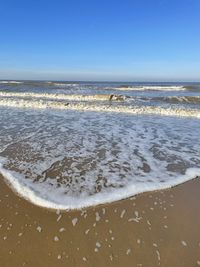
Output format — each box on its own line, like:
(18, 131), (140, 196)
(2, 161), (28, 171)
(0, 158), (199, 210)
(0, 107), (199, 210)
(113, 85), (186, 91)
(0, 81), (23, 84)
(0, 97), (199, 118)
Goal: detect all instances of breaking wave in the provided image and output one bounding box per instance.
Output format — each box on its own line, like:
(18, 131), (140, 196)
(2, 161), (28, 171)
(0, 91), (127, 102)
(0, 97), (199, 118)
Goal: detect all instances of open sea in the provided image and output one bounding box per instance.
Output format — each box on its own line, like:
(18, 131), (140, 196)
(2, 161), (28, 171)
(0, 80), (200, 209)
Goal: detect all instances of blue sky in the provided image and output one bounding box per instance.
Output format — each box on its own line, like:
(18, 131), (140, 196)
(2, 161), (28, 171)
(0, 0), (200, 81)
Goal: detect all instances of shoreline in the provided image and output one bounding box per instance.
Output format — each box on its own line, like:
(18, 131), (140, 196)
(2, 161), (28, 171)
(1, 156), (199, 211)
(0, 168), (200, 212)
(0, 175), (200, 266)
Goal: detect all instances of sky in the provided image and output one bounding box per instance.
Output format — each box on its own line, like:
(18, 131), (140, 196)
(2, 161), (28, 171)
(0, 0), (200, 81)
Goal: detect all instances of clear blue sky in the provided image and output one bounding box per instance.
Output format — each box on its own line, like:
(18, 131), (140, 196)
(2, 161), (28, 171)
(0, 0), (200, 81)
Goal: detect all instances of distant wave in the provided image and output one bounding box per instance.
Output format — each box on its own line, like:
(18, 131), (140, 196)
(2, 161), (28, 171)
(0, 81), (23, 84)
(113, 85), (186, 91)
(155, 96), (200, 104)
(47, 82), (79, 87)
(135, 95), (200, 105)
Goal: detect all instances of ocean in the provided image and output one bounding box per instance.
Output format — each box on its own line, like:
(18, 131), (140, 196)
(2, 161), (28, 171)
(0, 80), (200, 210)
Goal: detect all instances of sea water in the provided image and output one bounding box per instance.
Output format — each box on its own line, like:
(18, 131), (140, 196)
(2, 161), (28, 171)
(0, 81), (199, 209)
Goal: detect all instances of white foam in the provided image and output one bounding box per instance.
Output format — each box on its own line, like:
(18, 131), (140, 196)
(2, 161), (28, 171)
(95, 212), (101, 222)
(0, 156), (199, 210)
(0, 91), (126, 102)
(72, 218), (78, 226)
(36, 226), (42, 232)
(48, 82), (79, 87)
(0, 97), (199, 118)
(54, 236), (59, 242)
(126, 248), (131, 255)
(181, 241), (187, 246)
(96, 242), (101, 248)
(0, 81), (23, 84)
(113, 85), (186, 91)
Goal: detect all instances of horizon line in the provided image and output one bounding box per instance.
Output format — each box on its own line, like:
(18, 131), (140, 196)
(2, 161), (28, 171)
(1, 79), (200, 84)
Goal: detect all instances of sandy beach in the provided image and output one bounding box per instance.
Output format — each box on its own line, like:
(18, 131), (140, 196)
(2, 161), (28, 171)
(0, 175), (200, 267)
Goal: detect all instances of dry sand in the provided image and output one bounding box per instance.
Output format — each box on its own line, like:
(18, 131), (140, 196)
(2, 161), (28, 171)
(0, 175), (200, 267)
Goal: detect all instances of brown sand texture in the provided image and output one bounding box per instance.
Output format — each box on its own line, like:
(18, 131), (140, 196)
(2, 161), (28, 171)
(0, 175), (200, 267)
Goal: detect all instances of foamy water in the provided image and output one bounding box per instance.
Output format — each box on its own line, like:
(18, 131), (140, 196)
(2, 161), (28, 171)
(112, 85), (186, 91)
(0, 81), (200, 210)
(0, 81), (23, 84)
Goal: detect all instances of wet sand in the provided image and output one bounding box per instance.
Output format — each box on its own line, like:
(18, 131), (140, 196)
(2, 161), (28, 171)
(0, 175), (200, 267)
